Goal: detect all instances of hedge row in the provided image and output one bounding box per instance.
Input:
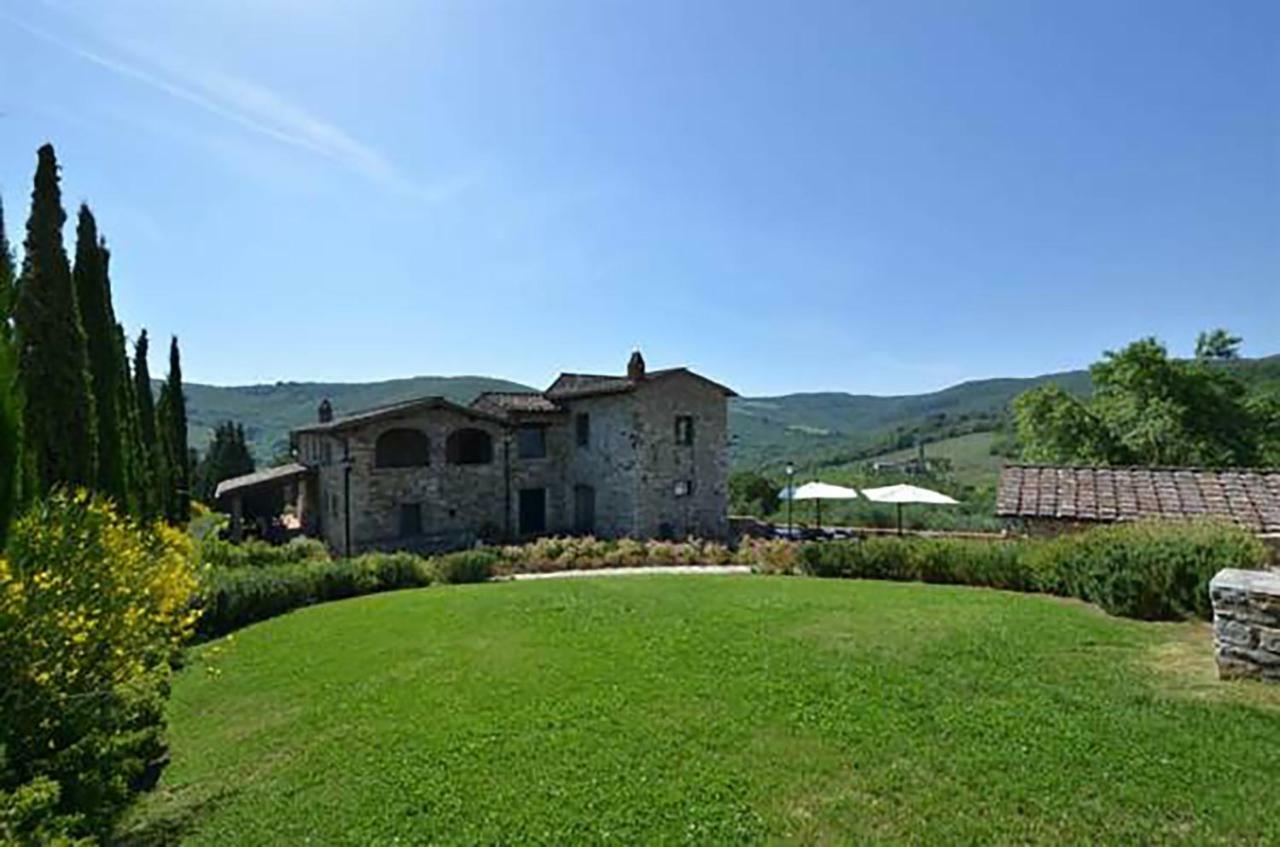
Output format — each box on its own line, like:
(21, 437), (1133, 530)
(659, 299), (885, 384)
(196, 549), (498, 638)
(197, 519), (1270, 640)
(740, 520), (1269, 621)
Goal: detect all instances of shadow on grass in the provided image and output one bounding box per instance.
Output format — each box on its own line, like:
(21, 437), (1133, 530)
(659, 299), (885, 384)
(1145, 621), (1280, 713)
(116, 786), (232, 847)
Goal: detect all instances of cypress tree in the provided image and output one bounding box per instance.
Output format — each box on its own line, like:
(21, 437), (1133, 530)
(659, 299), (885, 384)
(13, 143), (98, 492)
(155, 382), (175, 521)
(134, 329), (165, 520)
(160, 336), (189, 523)
(73, 205), (128, 506)
(133, 329), (157, 447)
(194, 420), (255, 503)
(116, 326), (147, 517)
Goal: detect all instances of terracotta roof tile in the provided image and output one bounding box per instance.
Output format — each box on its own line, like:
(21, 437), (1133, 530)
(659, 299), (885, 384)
(997, 465), (1280, 533)
(470, 392), (563, 416)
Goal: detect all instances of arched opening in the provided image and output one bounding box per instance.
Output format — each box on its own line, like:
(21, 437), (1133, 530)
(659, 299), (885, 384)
(374, 428), (430, 468)
(446, 427), (493, 465)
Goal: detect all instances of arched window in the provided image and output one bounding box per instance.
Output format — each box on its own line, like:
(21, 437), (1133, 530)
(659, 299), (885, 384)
(374, 428), (430, 468)
(446, 428), (493, 465)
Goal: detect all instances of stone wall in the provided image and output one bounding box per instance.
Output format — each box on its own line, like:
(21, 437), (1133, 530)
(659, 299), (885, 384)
(632, 372), (730, 540)
(1209, 568), (1280, 681)
(558, 391), (641, 539)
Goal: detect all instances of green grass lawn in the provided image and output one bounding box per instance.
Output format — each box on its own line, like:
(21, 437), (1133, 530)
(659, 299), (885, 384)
(127, 576), (1280, 845)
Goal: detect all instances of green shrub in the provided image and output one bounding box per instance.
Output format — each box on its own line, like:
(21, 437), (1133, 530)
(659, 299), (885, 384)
(197, 535), (330, 570)
(197, 552), (434, 638)
(763, 520), (1266, 621)
(432, 550), (499, 585)
(1029, 521), (1267, 620)
(0, 492), (199, 844)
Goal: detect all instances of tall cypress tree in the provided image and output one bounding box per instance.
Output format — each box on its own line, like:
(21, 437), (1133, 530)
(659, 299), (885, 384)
(134, 329), (164, 520)
(13, 143), (98, 492)
(160, 335), (189, 523)
(73, 205), (129, 506)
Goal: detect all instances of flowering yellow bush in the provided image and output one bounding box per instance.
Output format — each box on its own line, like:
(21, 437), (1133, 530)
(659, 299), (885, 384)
(0, 491), (200, 843)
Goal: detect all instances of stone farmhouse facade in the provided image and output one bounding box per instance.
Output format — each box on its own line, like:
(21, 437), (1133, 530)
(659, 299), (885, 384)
(257, 352), (735, 555)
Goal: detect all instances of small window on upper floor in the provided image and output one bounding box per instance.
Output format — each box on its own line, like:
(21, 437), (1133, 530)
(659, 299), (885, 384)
(675, 415), (695, 446)
(575, 413), (590, 448)
(446, 427), (494, 465)
(517, 424), (547, 459)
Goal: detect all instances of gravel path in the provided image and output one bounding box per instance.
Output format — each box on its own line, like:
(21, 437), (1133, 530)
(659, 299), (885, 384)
(508, 565), (752, 581)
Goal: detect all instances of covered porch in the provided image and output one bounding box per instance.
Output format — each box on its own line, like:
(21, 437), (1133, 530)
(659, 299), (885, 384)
(214, 462), (315, 543)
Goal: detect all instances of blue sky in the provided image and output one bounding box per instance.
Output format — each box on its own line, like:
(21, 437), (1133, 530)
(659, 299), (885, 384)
(0, 0), (1276, 396)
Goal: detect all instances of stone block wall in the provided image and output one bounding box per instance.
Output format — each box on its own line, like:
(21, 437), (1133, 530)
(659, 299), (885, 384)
(632, 372), (730, 540)
(1209, 568), (1280, 681)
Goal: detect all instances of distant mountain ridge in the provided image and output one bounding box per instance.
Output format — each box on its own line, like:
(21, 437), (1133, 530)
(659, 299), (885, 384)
(177, 355), (1280, 470)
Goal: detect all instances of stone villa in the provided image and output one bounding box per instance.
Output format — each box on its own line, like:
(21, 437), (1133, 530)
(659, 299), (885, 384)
(216, 352), (735, 554)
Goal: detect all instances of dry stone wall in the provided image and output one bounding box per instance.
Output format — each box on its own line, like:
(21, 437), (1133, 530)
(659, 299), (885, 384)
(1210, 568), (1280, 682)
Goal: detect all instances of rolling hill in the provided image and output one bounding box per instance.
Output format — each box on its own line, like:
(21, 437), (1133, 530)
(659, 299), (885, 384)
(182, 376), (534, 461)
(178, 355), (1280, 471)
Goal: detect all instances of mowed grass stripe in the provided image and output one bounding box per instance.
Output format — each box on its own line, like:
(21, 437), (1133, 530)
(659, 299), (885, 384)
(126, 577), (1280, 845)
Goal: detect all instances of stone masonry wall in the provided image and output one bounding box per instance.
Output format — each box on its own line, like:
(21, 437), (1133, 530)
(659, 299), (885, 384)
(633, 373), (730, 540)
(344, 408), (507, 551)
(558, 392), (641, 539)
(1210, 568), (1280, 682)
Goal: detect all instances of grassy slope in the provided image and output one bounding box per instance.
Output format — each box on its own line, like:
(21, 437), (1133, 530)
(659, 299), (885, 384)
(129, 577), (1280, 845)
(860, 430), (1002, 488)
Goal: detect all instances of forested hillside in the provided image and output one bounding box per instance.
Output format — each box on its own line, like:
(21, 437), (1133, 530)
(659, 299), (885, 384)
(178, 356), (1280, 469)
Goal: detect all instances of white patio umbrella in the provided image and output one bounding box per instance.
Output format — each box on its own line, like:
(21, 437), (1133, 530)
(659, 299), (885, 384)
(779, 481), (860, 530)
(859, 483), (959, 535)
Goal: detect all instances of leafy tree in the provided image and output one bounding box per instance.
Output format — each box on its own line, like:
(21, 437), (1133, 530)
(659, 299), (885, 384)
(194, 421), (256, 503)
(12, 144), (98, 492)
(1015, 333), (1277, 467)
(0, 337), (17, 553)
(0, 197), (20, 546)
(1195, 328), (1242, 361)
(0, 195), (13, 344)
(157, 336), (190, 523)
(729, 470), (781, 516)
(73, 205), (131, 507)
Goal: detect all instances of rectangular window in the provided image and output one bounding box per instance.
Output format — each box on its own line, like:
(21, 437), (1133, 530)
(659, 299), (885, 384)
(675, 415), (695, 446)
(517, 424), (547, 459)
(575, 413), (590, 448)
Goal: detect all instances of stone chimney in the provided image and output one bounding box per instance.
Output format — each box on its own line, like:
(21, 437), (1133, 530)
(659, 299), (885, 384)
(317, 398), (333, 424)
(627, 349), (646, 381)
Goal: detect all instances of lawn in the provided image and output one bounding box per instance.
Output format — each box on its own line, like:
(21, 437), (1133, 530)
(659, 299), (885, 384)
(126, 576), (1280, 844)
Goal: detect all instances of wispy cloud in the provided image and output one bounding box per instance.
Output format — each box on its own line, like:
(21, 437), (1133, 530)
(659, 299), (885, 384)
(0, 8), (453, 197)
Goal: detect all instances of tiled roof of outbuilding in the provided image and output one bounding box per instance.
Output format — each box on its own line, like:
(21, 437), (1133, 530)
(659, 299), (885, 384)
(470, 392), (563, 416)
(214, 462), (311, 500)
(996, 464), (1280, 533)
(293, 396), (506, 434)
